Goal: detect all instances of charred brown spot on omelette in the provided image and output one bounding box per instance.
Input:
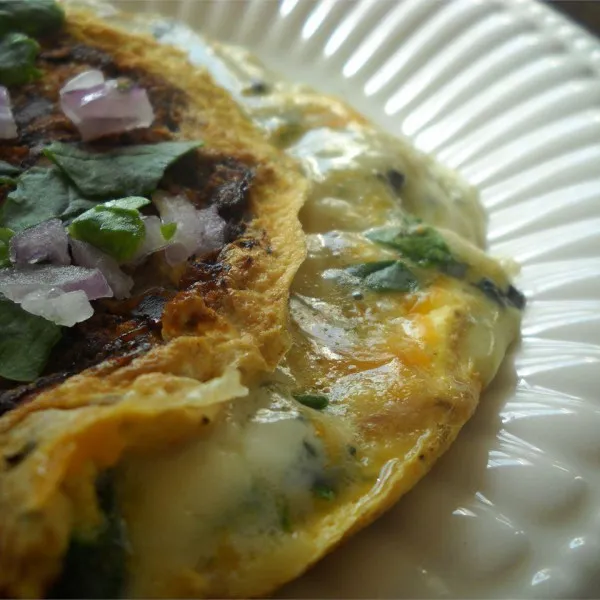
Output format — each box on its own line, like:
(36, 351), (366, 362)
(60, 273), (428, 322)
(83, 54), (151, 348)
(0, 14), (273, 410)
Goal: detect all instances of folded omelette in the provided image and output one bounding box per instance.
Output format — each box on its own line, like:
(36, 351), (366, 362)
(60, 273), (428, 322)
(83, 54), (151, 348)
(0, 2), (524, 598)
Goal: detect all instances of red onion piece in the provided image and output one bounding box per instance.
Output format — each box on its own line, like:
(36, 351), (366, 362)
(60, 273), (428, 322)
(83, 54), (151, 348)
(153, 193), (226, 266)
(129, 215), (169, 263)
(20, 288), (93, 327)
(9, 219), (70, 266)
(163, 241), (190, 265)
(0, 86), (17, 140)
(0, 264), (113, 303)
(61, 69), (105, 93)
(60, 70), (155, 141)
(70, 238), (133, 300)
(196, 205), (227, 253)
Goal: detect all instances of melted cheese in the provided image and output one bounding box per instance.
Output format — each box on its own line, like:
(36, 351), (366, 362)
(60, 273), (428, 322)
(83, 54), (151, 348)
(119, 385), (358, 597)
(66, 13), (523, 597)
(142, 21), (487, 247)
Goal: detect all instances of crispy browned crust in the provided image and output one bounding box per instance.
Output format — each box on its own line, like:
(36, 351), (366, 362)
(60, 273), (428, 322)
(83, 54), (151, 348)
(0, 11), (308, 418)
(0, 10), (308, 597)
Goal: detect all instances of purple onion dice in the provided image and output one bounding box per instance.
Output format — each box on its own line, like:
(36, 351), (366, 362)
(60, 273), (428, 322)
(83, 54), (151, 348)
(0, 264), (113, 303)
(153, 193), (226, 266)
(60, 69), (155, 141)
(9, 219), (71, 266)
(0, 86), (17, 140)
(70, 238), (133, 300)
(196, 204), (227, 254)
(129, 215), (169, 264)
(20, 288), (93, 327)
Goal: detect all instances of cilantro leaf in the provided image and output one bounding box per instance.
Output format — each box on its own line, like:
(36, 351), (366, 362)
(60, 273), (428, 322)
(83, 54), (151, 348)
(0, 228), (14, 267)
(279, 500), (292, 533)
(0, 176), (17, 187)
(344, 261), (396, 279)
(0, 33), (41, 86)
(0, 167), (97, 232)
(0, 0), (65, 38)
(0, 295), (62, 382)
(48, 471), (127, 599)
(68, 205), (146, 262)
(366, 223), (467, 277)
(44, 141), (203, 198)
(60, 197), (99, 222)
(0, 161), (21, 178)
(345, 260), (419, 293)
(312, 482), (335, 501)
(160, 222), (177, 241)
(104, 197), (150, 211)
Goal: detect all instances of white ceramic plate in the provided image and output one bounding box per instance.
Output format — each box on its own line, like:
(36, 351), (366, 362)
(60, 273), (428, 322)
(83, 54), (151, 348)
(105, 1), (600, 597)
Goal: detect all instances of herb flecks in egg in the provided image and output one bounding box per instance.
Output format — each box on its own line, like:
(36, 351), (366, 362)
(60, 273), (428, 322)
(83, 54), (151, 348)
(475, 278), (526, 310)
(293, 393), (330, 410)
(312, 481), (336, 501)
(346, 260), (419, 293)
(366, 221), (467, 277)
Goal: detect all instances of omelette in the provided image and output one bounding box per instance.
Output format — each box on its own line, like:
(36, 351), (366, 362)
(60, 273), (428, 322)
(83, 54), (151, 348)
(0, 2), (525, 598)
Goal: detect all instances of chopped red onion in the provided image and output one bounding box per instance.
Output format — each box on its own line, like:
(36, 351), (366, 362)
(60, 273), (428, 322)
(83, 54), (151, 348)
(196, 204), (227, 253)
(61, 69), (105, 93)
(9, 219), (70, 266)
(70, 239), (133, 300)
(60, 70), (155, 141)
(20, 288), (93, 327)
(153, 193), (226, 266)
(0, 264), (112, 303)
(0, 86), (17, 140)
(163, 240), (190, 265)
(129, 215), (169, 263)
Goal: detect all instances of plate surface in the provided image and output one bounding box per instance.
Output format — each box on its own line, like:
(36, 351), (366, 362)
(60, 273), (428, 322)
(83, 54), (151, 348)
(112, 1), (600, 597)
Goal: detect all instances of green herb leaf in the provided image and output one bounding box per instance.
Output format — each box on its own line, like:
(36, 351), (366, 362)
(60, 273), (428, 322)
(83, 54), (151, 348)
(0, 0), (65, 38)
(0, 296), (62, 382)
(312, 482), (335, 501)
(366, 224), (467, 277)
(68, 205), (146, 262)
(44, 141), (203, 198)
(160, 222), (177, 241)
(0, 228), (14, 267)
(279, 500), (292, 533)
(0, 160), (21, 177)
(346, 260), (418, 293)
(60, 198), (99, 222)
(474, 278), (526, 310)
(0, 176), (17, 187)
(104, 196), (151, 211)
(241, 80), (271, 96)
(0, 32), (41, 86)
(48, 471), (127, 599)
(293, 393), (329, 410)
(0, 167), (97, 232)
(345, 260), (396, 279)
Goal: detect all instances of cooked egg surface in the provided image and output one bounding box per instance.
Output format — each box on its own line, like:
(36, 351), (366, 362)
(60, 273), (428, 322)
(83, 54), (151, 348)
(100, 30), (522, 598)
(154, 30), (487, 248)
(0, 10), (523, 598)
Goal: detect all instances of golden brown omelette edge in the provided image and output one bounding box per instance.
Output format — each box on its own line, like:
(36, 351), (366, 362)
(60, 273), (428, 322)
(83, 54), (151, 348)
(0, 10), (308, 597)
